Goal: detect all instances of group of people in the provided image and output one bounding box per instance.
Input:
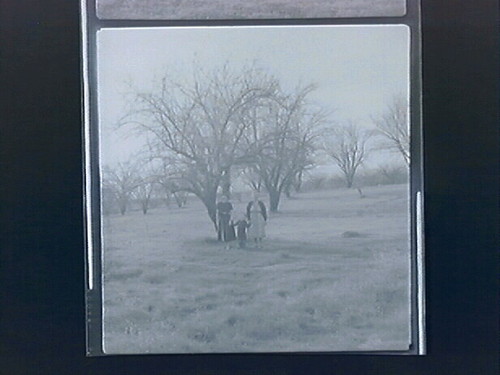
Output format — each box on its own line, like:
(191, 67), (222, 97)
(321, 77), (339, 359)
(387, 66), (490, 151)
(216, 192), (267, 249)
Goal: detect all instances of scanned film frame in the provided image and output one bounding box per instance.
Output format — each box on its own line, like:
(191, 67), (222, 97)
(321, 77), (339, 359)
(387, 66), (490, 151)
(82, 1), (424, 356)
(96, 0), (407, 20)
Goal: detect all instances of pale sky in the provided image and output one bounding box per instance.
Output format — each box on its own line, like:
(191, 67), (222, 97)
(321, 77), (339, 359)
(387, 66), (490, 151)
(96, 25), (410, 166)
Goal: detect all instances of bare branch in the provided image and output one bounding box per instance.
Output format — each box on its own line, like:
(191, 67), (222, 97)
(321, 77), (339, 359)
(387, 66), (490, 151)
(372, 95), (410, 165)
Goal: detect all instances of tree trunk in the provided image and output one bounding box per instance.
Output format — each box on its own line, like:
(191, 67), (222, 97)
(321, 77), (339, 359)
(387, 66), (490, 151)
(201, 188), (219, 233)
(295, 170), (303, 192)
(118, 197), (127, 215)
(284, 181), (292, 198)
(207, 204), (218, 232)
(345, 171), (355, 188)
(269, 189), (281, 212)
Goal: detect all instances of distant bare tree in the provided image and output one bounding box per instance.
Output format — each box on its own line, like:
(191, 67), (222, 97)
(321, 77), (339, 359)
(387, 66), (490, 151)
(161, 181), (188, 208)
(372, 95), (410, 165)
(292, 168), (306, 192)
(121, 64), (278, 230)
(242, 84), (325, 211)
(156, 175), (189, 208)
(150, 158), (189, 208)
(325, 123), (372, 188)
(102, 162), (141, 215)
(132, 176), (156, 214)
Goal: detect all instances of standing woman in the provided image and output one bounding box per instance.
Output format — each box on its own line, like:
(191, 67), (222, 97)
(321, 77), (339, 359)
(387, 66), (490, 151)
(246, 191), (267, 248)
(216, 195), (233, 244)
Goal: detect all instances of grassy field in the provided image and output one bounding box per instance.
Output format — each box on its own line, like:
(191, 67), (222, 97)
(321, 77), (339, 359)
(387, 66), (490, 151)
(97, 0), (406, 20)
(102, 184), (411, 353)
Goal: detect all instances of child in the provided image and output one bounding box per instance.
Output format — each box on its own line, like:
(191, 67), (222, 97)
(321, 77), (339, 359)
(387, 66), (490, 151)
(224, 220), (237, 250)
(234, 214), (251, 249)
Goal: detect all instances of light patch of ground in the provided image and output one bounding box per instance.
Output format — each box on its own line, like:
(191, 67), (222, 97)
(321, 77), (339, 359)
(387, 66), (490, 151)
(96, 0), (406, 20)
(102, 184), (411, 353)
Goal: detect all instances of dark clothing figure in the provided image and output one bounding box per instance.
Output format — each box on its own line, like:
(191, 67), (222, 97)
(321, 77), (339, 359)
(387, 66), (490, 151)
(216, 201), (233, 242)
(234, 219), (250, 248)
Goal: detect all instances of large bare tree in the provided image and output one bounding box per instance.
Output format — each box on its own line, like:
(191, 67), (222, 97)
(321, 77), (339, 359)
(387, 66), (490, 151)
(324, 123), (372, 188)
(242, 85), (325, 211)
(372, 95), (410, 165)
(121, 65), (278, 229)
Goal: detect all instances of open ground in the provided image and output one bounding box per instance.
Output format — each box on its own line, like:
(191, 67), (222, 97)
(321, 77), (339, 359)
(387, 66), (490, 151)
(102, 184), (411, 353)
(97, 0), (406, 19)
